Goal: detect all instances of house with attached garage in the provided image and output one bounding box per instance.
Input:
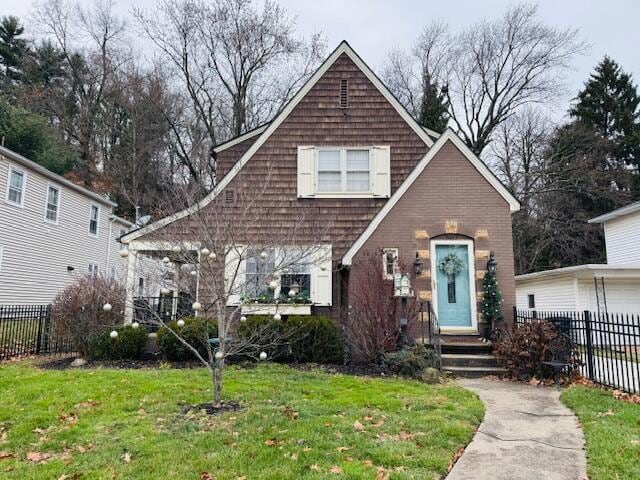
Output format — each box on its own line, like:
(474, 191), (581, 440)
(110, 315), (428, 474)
(0, 146), (132, 305)
(516, 200), (640, 314)
(120, 41), (520, 341)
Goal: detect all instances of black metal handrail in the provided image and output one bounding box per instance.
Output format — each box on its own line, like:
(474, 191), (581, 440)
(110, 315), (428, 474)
(426, 301), (442, 369)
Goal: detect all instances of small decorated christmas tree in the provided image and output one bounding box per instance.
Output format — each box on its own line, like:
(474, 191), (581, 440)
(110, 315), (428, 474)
(481, 267), (503, 328)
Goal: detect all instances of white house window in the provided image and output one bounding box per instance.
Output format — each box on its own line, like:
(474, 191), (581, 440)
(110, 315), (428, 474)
(280, 251), (311, 300)
(6, 167), (25, 206)
(316, 148), (371, 193)
(382, 248), (398, 280)
(45, 185), (60, 223)
(89, 205), (99, 236)
(245, 250), (276, 300)
(88, 263), (99, 277)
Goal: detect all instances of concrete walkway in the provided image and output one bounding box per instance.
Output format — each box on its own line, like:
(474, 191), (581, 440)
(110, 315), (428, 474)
(447, 379), (588, 480)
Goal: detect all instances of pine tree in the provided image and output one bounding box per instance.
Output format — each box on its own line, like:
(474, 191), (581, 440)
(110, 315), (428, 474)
(481, 269), (503, 326)
(417, 72), (449, 132)
(570, 56), (640, 192)
(0, 16), (28, 86)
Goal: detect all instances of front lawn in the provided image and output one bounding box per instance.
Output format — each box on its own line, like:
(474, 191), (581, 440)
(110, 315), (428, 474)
(561, 386), (640, 480)
(0, 361), (483, 479)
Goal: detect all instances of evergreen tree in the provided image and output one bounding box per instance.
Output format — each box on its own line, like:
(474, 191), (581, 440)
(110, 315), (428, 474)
(417, 72), (449, 132)
(481, 268), (503, 326)
(570, 56), (640, 193)
(0, 16), (28, 87)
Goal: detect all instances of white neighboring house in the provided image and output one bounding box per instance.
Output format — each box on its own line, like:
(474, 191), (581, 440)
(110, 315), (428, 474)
(516, 201), (640, 314)
(0, 146), (132, 305)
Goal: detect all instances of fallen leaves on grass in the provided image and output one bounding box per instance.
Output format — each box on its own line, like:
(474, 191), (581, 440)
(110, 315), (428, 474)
(353, 420), (365, 431)
(596, 409), (615, 417)
(336, 446), (351, 452)
(310, 463), (321, 471)
(200, 472), (215, 480)
(329, 465), (342, 474)
(121, 452), (131, 463)
(375, 467), (390, 480)
(0, 451), (14, 460)
(26, 451), (53, 463)
(74, 400), (99, 409)
(447, 447), (465, 471)
(282, 405), (299, 420)
(263, 438), (279, 447)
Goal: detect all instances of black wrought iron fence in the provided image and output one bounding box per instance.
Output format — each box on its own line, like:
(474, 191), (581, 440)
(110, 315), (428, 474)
(0, 305), (73, 359)
(514, 308), (640, 394)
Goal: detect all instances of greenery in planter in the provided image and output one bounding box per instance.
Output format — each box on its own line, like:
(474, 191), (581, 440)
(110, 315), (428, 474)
(157, 317), (218, 361)
(240, 293), (312, 305)
(481, 268), (503, 327)
(88, 325), (149, 360)
(383, 345), (438, 379)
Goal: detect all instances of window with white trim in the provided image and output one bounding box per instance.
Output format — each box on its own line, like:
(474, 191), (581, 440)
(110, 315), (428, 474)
(280, 250), (312, 300)
(88, 263), (99, 277)
(6, 167), (25, 206)
(45, 185), (60, 223)
(89, 205), (99, 236)
(245, 250), (276, 301)
(317, 148), (371, 193)
(382, 248), (398, 280)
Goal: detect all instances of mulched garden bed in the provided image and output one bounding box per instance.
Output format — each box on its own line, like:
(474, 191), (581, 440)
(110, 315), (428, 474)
(180, 401), (243, 416)
(38, 356), (204, 370)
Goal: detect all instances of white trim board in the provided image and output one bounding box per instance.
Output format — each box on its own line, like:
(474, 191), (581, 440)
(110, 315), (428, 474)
(341, 129), (521, 265)
(121, 40), (435, 244)
(430, 239), (478, 333)
(589, 200), (640, 224)
(212, 125), (268, 154)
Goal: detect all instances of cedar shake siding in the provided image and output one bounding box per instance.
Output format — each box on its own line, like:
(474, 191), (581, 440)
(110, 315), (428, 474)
(215, 134), (260, 180)
(135, 53), (430, 308)
(351, 140), (517, 329)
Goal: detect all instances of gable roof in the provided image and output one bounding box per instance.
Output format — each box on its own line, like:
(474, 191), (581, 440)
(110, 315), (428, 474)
(0, 145), (117, 207)
(588, 200), (640, 224)
(122, 40), (435, 244)
(212, 124), (268, 154)
(341, 129), (521, 265)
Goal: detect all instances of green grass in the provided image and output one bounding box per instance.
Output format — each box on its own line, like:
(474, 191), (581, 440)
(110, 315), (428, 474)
(0, 361), (483, 479)
(561, 386), (640, 480)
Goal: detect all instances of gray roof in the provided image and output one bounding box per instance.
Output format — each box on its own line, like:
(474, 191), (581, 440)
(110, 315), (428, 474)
(0, 145), (117, 207)
(589, 200), (640, 224)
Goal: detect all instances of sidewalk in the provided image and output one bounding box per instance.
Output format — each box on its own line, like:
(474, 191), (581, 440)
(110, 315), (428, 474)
(447, 379), (588, 480)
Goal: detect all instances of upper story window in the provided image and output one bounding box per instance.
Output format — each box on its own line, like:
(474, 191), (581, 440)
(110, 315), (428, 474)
(45, 185), (60, 223)
(88, 263), (99, 278)
(297, 146), (390, 199)
(89, 205), (100, 237)
(6, 166), (26, 207)
(317, 148), (371, 193)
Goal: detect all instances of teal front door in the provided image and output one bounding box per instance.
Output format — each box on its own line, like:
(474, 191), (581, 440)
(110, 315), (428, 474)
(435, 244), (472, 328)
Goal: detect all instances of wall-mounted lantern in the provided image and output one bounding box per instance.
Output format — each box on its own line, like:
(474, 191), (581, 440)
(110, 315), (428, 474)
(413, 252), (423, 275)
(487, 251), (497, 275)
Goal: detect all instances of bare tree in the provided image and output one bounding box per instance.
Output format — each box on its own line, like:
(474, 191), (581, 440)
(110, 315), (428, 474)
(133, 0), (325, 187)
(119, 171), (333, 406)
(384, 3), (587, 155)
(32, 0), (129, 183)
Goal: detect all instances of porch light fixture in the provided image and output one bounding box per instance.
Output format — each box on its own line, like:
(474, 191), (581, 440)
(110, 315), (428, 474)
(201, 247), (210, 255)
(192, 301), (202, 312)
(259, 351), (268, 361)
(177, 319), (185, 328)
(103, 303), (112, 312)
(487, 251), (497, 275)
(413, 252), (423, 275)
(119, 249), (129, 258)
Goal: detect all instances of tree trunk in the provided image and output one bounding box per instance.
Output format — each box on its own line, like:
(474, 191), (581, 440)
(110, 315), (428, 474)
(213, 364), (223, 407)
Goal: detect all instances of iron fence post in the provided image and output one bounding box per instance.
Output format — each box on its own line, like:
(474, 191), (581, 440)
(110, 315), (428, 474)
(35, 305), (44, 354)
(583, 310), (595, 380)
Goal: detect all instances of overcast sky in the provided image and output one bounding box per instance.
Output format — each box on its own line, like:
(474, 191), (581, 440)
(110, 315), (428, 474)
(2, 0), (639, 119)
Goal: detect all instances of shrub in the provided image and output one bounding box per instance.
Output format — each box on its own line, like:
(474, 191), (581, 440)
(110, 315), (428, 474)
(383, 345), (438, 379)
(88, 325), (149, 360)
(236, 315), (288, 360)
(343, 250), (419, 363)
(51, 276), (125, 358)
(493, 320), (579, 380)
(157, 317), (218, 361)
(421, 367), (441, 384)
(286, 315), (343, 364)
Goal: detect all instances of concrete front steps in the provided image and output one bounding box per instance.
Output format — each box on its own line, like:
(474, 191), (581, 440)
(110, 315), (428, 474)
(440, 338), (507, 378)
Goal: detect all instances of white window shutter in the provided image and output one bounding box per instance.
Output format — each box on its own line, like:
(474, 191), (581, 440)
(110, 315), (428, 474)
(312, 245), (332, 306)
(225, 245), (245, 306)
(372, 146), (391, 197)
(297, 146), (315, 197)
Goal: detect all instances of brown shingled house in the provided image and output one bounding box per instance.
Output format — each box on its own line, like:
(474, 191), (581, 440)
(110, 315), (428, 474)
(120, 41), (520, 342)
